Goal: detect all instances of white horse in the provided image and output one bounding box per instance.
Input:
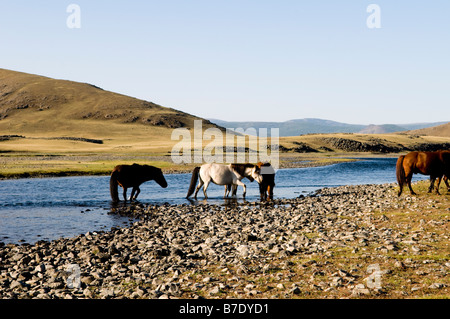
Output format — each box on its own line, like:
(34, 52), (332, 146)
(186, 163), (263, 199)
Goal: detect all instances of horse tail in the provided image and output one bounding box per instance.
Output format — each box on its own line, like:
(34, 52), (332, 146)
(396, 155), (406, 196)
(186, 167), (200, 198)
(110, 169), (120, 202)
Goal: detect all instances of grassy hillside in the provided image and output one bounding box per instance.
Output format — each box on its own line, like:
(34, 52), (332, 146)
(0, 68), (219, 139)
(0, 69), (226, 177)
(406, 122), (450, 138)
(278, 133), (450, 154)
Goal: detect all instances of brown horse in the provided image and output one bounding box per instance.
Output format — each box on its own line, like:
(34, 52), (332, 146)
(257, 162), (275, 201)
(396, 151), (450, 196)
(110, 164), (168, 202)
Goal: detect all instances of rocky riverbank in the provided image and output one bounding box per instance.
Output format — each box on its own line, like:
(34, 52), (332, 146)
(0, 183), (448, 299)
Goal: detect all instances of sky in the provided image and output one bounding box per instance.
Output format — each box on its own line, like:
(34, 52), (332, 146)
(0, 1), (449, 125)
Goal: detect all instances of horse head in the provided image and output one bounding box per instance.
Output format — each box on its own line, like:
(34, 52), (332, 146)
(155, 168), (168, 188)
(251, 165), (263, 184)
(144, 165), (167, 188)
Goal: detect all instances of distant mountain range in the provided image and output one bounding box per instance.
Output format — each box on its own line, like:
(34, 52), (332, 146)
(209, 118), (448, 137)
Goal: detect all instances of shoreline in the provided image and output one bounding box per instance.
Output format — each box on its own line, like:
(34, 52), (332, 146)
(0, 153), (398, 180)
(0, 181), (448, 299)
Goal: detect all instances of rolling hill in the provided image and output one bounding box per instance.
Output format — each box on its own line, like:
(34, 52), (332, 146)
(0, 68), (218, 138)
(405, 122), (450, 138)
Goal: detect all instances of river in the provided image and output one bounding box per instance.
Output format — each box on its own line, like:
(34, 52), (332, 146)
(0, 157), (427, 244)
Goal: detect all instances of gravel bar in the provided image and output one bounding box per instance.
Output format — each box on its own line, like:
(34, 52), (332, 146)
(1, 183), (448, 299)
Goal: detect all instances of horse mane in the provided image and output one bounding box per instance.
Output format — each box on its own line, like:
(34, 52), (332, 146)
(230, 163), (255, 176)
(257, 162), (271, 168)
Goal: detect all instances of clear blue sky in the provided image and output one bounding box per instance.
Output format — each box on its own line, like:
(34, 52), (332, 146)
(1, 1), (449, 124)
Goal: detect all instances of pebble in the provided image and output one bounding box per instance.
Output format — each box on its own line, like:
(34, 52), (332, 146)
(428, 283), (445, 289)
(0, 183), (447, 299)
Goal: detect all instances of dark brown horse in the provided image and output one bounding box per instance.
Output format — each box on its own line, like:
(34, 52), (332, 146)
(110, 164), (168, 202)
(225, 162), (276, 200)
(396, 150), (450, 196)
(257, 162), (275, 201)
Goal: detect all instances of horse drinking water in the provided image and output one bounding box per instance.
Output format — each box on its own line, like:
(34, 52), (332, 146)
(226, 162), (276, 200)
(186, 163), (263, 199)
(257, 162), (276, 201)
(110, 164), (168, 202)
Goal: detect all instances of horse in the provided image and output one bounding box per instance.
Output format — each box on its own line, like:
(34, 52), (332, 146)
(110, 164), (168, 202)
(186, 163), (263, 199)
(257, 162), (276, 201)
(396, 150), (450, 196)
(223, 163), (257, 197)
(225, 162), (276, 200)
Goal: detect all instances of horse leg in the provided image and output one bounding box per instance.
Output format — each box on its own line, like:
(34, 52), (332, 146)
(202, 180), (210, 199)
(259, 182), (265, 200)
(232, 185), (237, 197)
(434, 176), (441, 195)
(268, 185), (273, 201)
(132, 187), (141, 200)
(123, 187), (128, 201)
(406, 172), (416, 195)
(224, 185), (231, 198)
(445, 176), (450, 192)
(428, 177), (436, 193)
(194, 179), (204, 200)
(235, 180), (246, 198)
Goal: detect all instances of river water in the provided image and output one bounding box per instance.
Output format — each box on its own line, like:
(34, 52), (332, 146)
(0, 157), (427, 244)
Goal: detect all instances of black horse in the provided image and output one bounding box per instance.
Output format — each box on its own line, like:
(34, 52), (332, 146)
(257, 162), (275, 201)
(110, 164), (167, 202)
